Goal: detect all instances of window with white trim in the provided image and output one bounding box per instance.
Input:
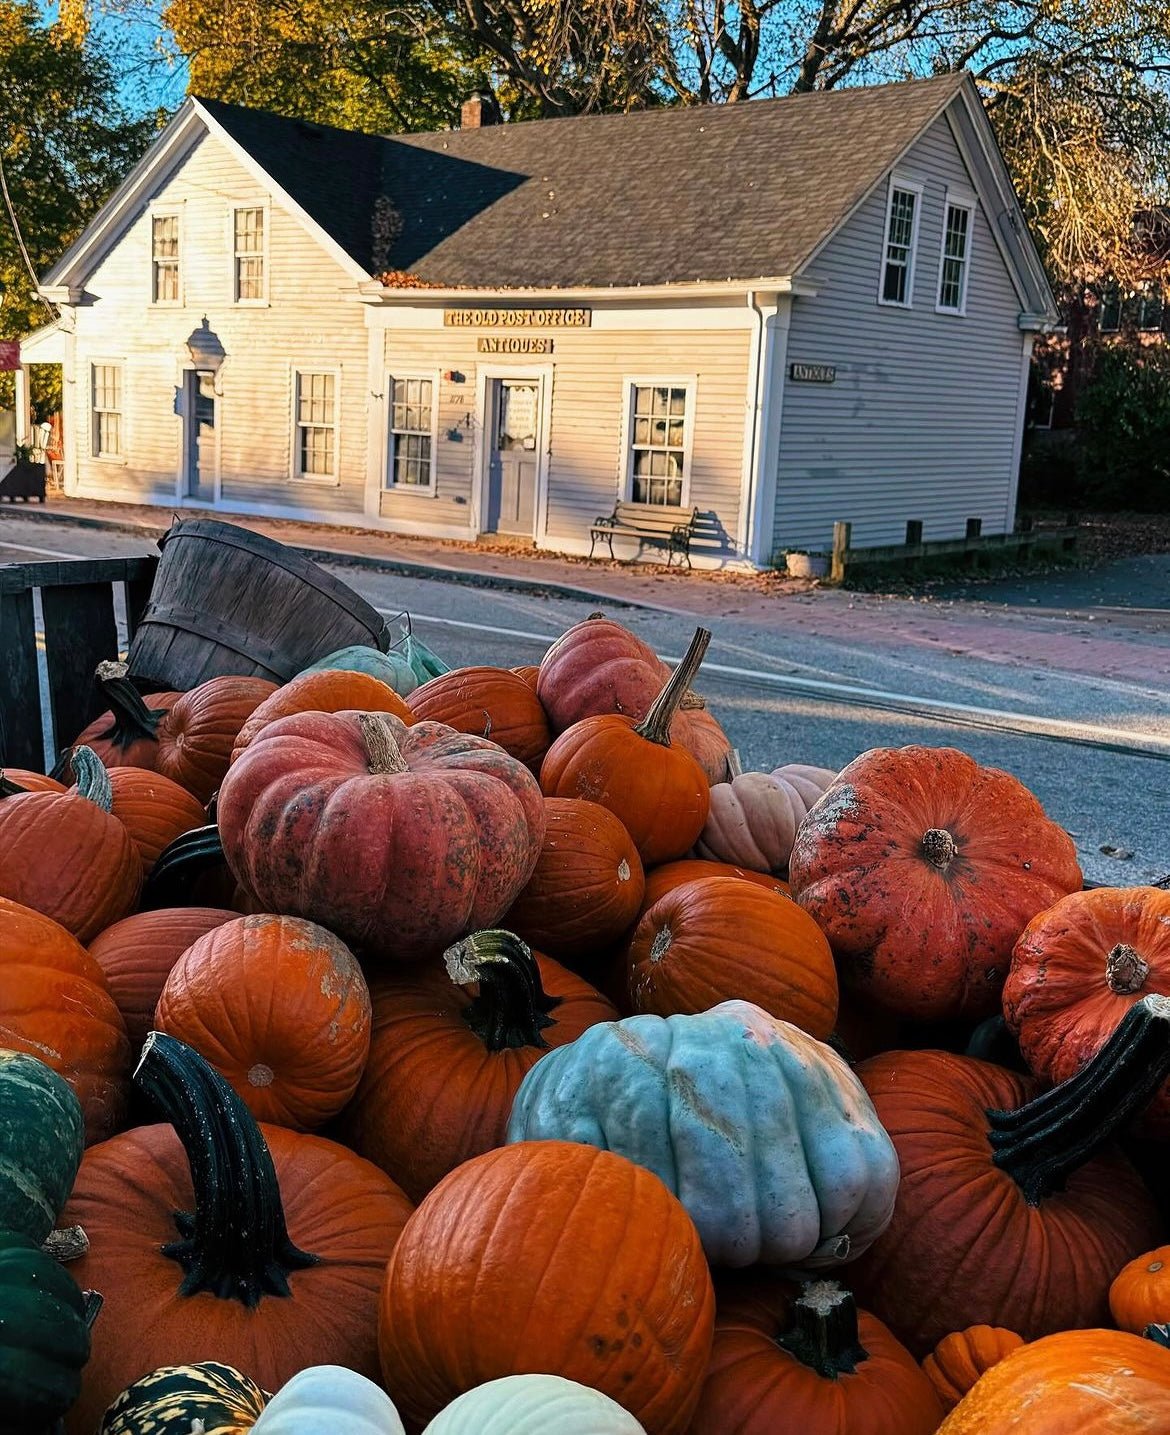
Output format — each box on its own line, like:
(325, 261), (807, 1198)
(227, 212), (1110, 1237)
(627, 383), (688, 507)
(1100, 282), (1164, 333)
(880, 184), (920, 306)
(387, 375), (435, 489)
(294, 371), (337, 479)
(151, 214), (179, 303)
(233, 206), (265, 302)
(937, 201), (972, 312)
(92, 364), (123, 458)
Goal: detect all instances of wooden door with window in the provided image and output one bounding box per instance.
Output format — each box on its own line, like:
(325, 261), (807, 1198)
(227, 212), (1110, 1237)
(485, 379), (539, 535)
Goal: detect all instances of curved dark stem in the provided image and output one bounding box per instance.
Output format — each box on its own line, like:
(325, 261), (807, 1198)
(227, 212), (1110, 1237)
(775, 1281), (868, 1379)
(635, 627), (712, 746)
(1146, 1323), (1170, 1347)
(141, 825), (227, 910)
(89, 660), (163, 748)
(0, 774), (30, 798)
(134, 1032), (318, 1306)
(987, 994), (1170, 1205)
(444, 929), (562, 1051)
(48, 747), (75, 783)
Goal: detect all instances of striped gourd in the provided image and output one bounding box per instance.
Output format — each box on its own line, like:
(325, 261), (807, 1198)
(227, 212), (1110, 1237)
(98, 1362), (270, 1434)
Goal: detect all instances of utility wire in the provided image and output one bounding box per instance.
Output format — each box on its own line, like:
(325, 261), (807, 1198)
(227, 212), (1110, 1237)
(0, 146), (58, 322)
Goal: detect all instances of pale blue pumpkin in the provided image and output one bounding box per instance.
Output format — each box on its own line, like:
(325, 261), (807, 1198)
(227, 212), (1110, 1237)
(505, 999), (900, 1269)
(299, 644), (419, 697)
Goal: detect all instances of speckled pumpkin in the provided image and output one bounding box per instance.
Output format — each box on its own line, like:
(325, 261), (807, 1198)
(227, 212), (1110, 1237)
(98, 1361), (270, 1435)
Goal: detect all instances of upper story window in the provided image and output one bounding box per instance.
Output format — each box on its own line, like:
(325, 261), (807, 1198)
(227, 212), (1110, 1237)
(387, 375), (435, 490)
(628, 382), (690, 507)
(937, 201), (973, 313)
(92, 363), (123, 458)
(1099, 282), (1164, 333)
(293, 370), (337, 481)
(151, 213), (180, 303)
(879, 181), (921, 306)
(233, 206), (266, 302)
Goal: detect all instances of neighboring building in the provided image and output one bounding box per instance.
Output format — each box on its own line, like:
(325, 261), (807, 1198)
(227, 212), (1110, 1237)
(29, 72), (1058, 568)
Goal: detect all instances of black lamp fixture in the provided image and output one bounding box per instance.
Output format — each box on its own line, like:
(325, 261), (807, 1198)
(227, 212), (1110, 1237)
(185, 316), (226, 377)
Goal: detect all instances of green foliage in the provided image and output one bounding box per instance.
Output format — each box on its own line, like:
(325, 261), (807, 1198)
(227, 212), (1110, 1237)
(1074, 344), (1170, 509)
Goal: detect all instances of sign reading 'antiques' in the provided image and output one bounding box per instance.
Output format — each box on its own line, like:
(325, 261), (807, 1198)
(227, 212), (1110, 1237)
(789, 362), (836, 384)
(444, 307), (591, 328)
(477, 336), (553, 354)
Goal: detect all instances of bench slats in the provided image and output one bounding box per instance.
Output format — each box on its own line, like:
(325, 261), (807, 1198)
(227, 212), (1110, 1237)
(589, 501), (709, 567)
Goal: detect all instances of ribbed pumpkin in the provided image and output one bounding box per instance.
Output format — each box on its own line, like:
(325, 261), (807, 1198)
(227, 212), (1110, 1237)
(789, 745), (1083, 1021)
(0, 768), (66, 794)
(154, 914), (372, 1131)
(89, 907), (237, 1053)
(251, 1365), (405, 1435)
(231, 669), (414, 763)
(672, 699), (735, 787)
(98, 1362), (271, 1435)
(696, 760), (838, 873)
(73, 662), (183, 769)
(511, 665), (541, 691)
(378, 1141), (716, 1435)
(1004, 885), (1170, 1138)
(301, 642), (419, 696)
(540, 629), (712, 868)
(0, 1048), (85, 1242)
(1109, 1245), (1170, 1334)
(627, 877), (838, 1038)
(0, 897), (130, 1144)
(689, 1275), (944, 1435)
(218, 711), (546, 963)
(851, 995), (1170, 1355)
(423, 1375), (647, 1434)
(921, 1327), (1025, 1412)
(408, 666), (552, 774)
(101, 767), (210, 874)
(63, 1033), (414, 1435)
(641, 859), (790, 911)
(935, 1328), (1170, 1433)
(503, 798), (645, 961)
(337, 929), (617, 1202)
(0, 747), (141, 942)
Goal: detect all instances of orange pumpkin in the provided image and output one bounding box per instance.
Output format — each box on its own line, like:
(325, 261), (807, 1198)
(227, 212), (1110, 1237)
(408, 666), (552, 774)
(922, 1326), (1025, 1412)
(511, 664), (541, 691)
(378, 1140), (716, 1434)
(672, 697), (735, 787)
(0, 896), (131, 1144)
(540, 628), (712, 867)
(101, 767), (209, 874)
(154, 914), (372, 1131)
(1109, 1245), (1170, 1334)
(641, 859), (791, 912)
(0, 769), (66, 794)
(230, 668), (413, 763)
(73, 661), (182, 769)
(503, 798), (645, 961)
(627, 877), (838, 1038)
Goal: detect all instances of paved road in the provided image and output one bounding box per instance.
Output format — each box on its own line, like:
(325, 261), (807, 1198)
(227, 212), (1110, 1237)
(3, 514), (1168, 885)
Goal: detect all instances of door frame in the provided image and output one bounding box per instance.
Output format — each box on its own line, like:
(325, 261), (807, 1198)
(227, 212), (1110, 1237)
(472, 364), (552, 541)
(175, 364), (222, 507)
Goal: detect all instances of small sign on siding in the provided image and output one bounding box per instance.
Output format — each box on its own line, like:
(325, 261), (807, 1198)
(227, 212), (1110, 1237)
(789, 361), (836, 383)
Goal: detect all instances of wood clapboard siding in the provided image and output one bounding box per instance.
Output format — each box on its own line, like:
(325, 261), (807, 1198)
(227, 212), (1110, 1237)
(69, 129), (368, 513)
(772, 113), (1027, 558)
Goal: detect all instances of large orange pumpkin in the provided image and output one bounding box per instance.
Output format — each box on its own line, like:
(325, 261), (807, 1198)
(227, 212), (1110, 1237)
(337, 929), (617, 1201)
(154, 914), (372, 1131)
(378, 1140), (716, 1434)
(408, 666), (552, 774)
(0, 897), (130, 1144)
(689, 1275), (944, 1435)
(1, 769), (66, 794)
(921, 1326), (1025, 1412)
(627, 877), (838, 1038)
(230, 668), (413, 763)
(63, 1033), (414, 1435)
(503, 798), (645, 961)
(101, 767), (209, 875)
(789, 745), (1083, 1021)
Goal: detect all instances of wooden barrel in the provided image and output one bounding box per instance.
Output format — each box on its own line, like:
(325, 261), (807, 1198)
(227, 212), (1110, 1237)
(126, 519), (391, 690)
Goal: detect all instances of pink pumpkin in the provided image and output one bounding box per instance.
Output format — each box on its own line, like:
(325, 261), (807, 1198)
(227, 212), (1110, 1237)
(696, 763), (838, 874)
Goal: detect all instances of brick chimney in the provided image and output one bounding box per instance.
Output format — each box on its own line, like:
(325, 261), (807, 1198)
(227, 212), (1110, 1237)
(461, 93), (501, 129)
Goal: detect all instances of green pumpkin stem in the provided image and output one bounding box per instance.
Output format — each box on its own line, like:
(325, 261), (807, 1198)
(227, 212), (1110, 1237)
(90, 660), (164, 747)
(635, 627), (712, 746)
(67, 746), (113, 813)
(444, 929), (562, 1052)
(987, 993), (1170, 1205)
(134, 1031), (319, 1307)
(775, 1281), (869, 1378)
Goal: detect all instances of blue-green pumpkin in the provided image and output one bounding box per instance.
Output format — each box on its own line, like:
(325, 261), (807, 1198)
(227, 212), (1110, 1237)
(98, 1361), (270, 1434)
(0, 1048), (86, 1243)
(300, 645), (419, 697)
(0, 1229), (92, 1429)
(506, 999), (901, 1269)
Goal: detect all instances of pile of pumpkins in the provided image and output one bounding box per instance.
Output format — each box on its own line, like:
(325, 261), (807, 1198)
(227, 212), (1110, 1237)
(1, 609), (1169, 1434)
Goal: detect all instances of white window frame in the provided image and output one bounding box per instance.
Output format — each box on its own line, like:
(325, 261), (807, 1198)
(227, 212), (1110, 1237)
(877, 176), (924, 309)
(148, 205), (182, 307)
(230, 201), (269, 305)
(936, 192), (975, 316)
(384, 369), (440, 495)
(289, 366), (341, 485)
(620, 376), (696, 509)
(90, 360), (126, 463)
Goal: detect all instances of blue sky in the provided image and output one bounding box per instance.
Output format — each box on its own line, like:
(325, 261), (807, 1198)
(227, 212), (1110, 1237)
(42, 2), (190, 115)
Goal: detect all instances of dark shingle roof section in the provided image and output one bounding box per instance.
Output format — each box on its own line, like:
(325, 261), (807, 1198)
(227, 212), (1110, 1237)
(200, 73), (967, 288)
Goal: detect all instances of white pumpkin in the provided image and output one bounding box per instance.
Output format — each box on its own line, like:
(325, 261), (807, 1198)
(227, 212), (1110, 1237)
(422, 1375), (647, 1434)
(695, 761), (838, 873)
(252, 1366), (405, 1435)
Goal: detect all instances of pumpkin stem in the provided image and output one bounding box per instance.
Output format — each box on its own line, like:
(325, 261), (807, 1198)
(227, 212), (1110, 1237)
(635, 628), (712, 747)
(920, 828), (957, 870)
(775, 1281), (869, 1378)
(1145, 1323), (1170, 1348)
(359, 712), (410, 774)
(90, 660), (164, 748)
(987, 993), (1170, 1205)
(67, 746), (114, 813)
(134, 1031), (319, 1306)
(723, 749), (744, 781)
(444, 929), (562, 1052)
(1106, 943), (1149, 995)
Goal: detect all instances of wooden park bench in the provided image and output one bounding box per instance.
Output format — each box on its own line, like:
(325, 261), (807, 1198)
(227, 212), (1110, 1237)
(589, 501), (711, 567)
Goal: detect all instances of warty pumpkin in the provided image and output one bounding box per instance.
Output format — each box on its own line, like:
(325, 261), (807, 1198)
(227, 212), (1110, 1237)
(154, 913), (372, 1131)
(408, 665), (552, 774)
(62, 1032), (414, 1435)
(337, 928), (616, 1202)
(696, 759), (838, 873)
(921, 1327), (1025, 1412)
(98, 1362), (271, 1435)
(423, 1375), (648, 1434)
(230, 668), (414, 764)
(1109, 1245), (1170, 1334)
(789, 745), (1083, 1021)
(507, 1000), (900, 1269)
(1004, 884), (1170, 1137)
(378, 1140), (715, 1435)
(0, 1047), (85, 1242)
(218, 710), (546, 963)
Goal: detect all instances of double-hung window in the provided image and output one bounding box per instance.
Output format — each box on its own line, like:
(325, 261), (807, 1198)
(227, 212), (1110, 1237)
(880, 181), (921, 306)
(92, 364), (123, 459)
(293, 370), (337, 480)
(387, 375), (435, 490)
(233, 206), (266, 302)
(151, 213), (180, 303)
(627, 382), (689, 507)
(937, 200), (973, 313)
